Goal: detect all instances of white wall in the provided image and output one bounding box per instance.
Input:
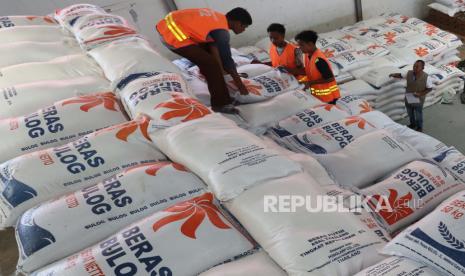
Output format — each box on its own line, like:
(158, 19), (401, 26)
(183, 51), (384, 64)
(361, 0), (434, 20)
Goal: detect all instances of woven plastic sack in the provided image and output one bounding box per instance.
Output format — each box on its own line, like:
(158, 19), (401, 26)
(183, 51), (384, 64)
(54, 4), (105, 29)
(149, 113), (301, 201)
(237, 46), (271, 63)
(236, 63), (274, 79)
(267, 103), (349, 139)
(0, 76), (111, 119)
(0, 92), (127, 163)
(354, 256), (441, 276)
(0, 25), (70, 43)
(34, 192), (254, 276)
(16, 162), (205, 273)
(336, 95), (374, 115)
(433, 147), (465, 184)
(0, 15), (57, 28)
(0, 116), (166, 228)
(381, 190), (465, 276)
(361, 160), (464, 233)
(318, 129), (421, 189)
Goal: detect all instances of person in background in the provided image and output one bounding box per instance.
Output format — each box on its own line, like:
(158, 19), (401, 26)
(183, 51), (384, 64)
(294, 30), (340, 104)
(267, 23), (305, 80)
(156, 7), (252, 114)
(389, 60), (432, 132)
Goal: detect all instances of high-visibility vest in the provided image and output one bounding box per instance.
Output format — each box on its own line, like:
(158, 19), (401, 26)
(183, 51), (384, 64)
(270, 42), (306, 82)
(304, 49), (340, 103)
(156, 8), (228, 49)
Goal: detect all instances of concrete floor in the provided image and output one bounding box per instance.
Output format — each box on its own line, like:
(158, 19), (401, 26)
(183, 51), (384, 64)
(0, 229), (19, 276)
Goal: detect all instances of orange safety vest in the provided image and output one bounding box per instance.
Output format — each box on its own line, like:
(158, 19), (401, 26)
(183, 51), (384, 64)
(304, 49), (340, 103)
(156, 8), (229, 49)
(270, 42), (307, 82)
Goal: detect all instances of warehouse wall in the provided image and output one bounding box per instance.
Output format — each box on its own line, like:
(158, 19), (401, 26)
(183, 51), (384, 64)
(0, 0), (433, 57)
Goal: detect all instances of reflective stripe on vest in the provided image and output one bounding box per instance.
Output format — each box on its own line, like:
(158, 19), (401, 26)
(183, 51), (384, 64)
(165, 13), (187, 41)
(311, 84), (339, 95)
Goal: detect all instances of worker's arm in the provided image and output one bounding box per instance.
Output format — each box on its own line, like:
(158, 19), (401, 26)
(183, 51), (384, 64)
(209, 30), (248, 95)
(304, 58), (335, 89)
(282, 48), (305, 75)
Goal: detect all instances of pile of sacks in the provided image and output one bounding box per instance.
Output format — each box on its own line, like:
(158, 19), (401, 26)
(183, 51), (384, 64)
(428, 0), (465, 17)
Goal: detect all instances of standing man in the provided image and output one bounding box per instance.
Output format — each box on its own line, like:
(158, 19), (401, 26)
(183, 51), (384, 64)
(389, 60), (433, 132)
(267, 23), (305, 80)
(294, 30), (340, 104)
(156, 7), (252, 114)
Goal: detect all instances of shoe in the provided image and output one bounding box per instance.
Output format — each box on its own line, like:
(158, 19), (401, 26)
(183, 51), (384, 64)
(212, 104), (239, 114)
(407, 124), (416, 129)
(416, 127), (423, 132)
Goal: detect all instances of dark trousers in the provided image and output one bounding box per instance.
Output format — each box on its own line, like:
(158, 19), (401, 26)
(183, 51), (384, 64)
(171, 44), (232, 108)
(405, 100), (423, 129)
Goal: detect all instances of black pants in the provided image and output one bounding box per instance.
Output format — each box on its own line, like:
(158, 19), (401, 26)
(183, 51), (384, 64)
(172, 44), (232, 108)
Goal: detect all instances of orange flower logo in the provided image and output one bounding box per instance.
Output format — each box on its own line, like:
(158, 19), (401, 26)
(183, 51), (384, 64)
(359, 101), (373, 113)
(383, 32), (397, 44)
(124, 161), (187, 175)
(315, 104), (341, 111)
(62, 93), (119, 112)
(323, 49), (336, 58)
(240, 79), (262, 96)
(115, 116), (151, 142)
(152, 193), (230, 239)
(344, 116), (374, 129)
(155, 94), (210, 123)
(26, 16), (56, 24)
(385, 19), (397, 24)
(369, 189), (414, 225)
(367, 44), (382, 50)
(425, 24), (438, 36)
(84, 25), (137, 44)
(342, 34), (355, 40)
(400, 16), (409, 23)
(414, 47), (429, 57)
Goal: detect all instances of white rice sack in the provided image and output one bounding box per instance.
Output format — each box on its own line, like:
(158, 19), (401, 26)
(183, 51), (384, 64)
(0, 76), (111, 119)
(267, 103), (349, 139)
(360, 66), (401, 88)
(405, 18), (463, 48)
(354, 256), (441, 276)
(283, 115), (378, 155)
(381, 190), (465, 276)
(89, 37), (180, 86)
(339, 79), (378, 97)
(336, 95), (374, 115)
(149, 113), (301, 201)
(54, 4), (106, 29)
(34, 192), (254, 276)
(331, 48), (388, 72)
(237, 46), (271, 63)
(369, 26), (417, 46)
(0, 116), (166, 228)
(318, 129), (421, 189)
(390, 39), (447, 64)
(199, 251), (286, 276)
(0, 25), (70, 44)
(433, 147), (465, 184)
(236, 90), (322, 128)
(227, 69), (299, 104)
(321, 41), (352, 58)
(183, 74), (210, 106)
(436, 0), (464, 7)
(434, 55), (461, 67)
(385, 124), (448, 158)
(16, 161), (205, 273)
(358, 110), (395, 129)
(378, 101), (406, 114)
(225, 172), (388, 276)
(0, 16), (57, 28)
(361, 160), (464, 233)
(172, 58), (195, 72)
(236, 63), (273, 79)
(74, 15), (139, 50)
(0, 39), (81, 68)
(116, 71), (190, 119)
(261, 136), (335, 186)
(374, 94), (405, 109)
(433, 64), (465, 84)
(0, 92), (127, 163)
(149, 93), (212, 130)
(0, 54), (103, 88)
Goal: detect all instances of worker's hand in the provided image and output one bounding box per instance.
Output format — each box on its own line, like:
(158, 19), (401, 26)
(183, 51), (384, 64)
(303, 82), (311, 90)
(238, 83), (249, 95)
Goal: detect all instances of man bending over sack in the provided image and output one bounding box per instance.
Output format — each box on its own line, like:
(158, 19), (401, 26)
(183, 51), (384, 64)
(293, 30), (340, 104)
(156, 7), (252, 114)
(266, 23), (306, 81)
(389, 60), (432, 132)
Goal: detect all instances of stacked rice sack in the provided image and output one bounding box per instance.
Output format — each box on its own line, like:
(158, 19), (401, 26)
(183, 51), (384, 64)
(428, 0), (465, 17)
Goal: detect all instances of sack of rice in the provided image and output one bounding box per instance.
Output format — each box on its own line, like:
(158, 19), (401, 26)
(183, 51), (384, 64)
(16, 161), (205, 273)
(33, 192), (254, 276)
(0, 116), (166, 228)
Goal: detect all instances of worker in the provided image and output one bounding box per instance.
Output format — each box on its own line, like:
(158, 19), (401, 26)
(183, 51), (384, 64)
(389, 60), (433, 132)
(266, 23), (305, 80)
(294, 30), (340, 104)
(156, 7), (252, 114)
